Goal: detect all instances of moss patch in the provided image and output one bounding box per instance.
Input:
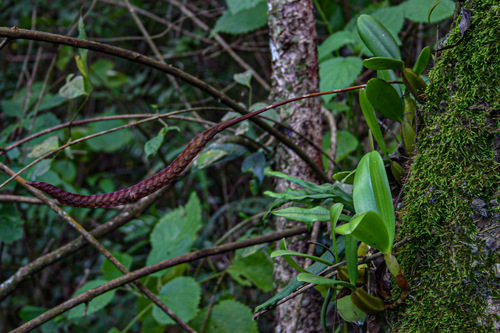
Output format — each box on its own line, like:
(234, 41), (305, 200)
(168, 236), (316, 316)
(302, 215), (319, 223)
(394, 1), (499, 331)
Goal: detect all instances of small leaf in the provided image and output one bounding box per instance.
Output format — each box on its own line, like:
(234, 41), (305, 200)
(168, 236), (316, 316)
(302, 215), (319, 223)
(402, 68), (427, 103)
(145, 131), (165, 159)
(319, 57), (363, 103)
(318, 31), (355, 62)
(337, 295), (367, 323)
(402, 122), (416, 157)
(194, 149), (228, 168)
(212, 1), (267, 36)
(359, 89), (388, 156)
(330, 203), (344, 264)
(271, 250), (334, 266)
(59, 74), (88, 99)
(357, 15), (401, 60)
(279, 239), (308, 273)
(272, 206), (349, 225)
(234, 70), (253, 88)
(101, 252), (133, 281)
(333, 170), (356, 185)
(28, 136), (59, 158)
(336, 130), (359, 162)
(363, 57), (405, 71)
(345, 235), (358, 286)
(67, 280), (117, 319)
(366, 78), (404, 123)
(413, 46), (431, 75)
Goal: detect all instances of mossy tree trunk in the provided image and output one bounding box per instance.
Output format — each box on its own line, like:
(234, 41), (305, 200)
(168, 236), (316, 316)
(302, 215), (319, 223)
(267, 0), (324, 331)
(395, 1), (499, 331)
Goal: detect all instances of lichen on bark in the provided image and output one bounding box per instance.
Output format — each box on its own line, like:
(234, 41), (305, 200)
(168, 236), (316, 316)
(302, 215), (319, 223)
(394, 1), (499, 331)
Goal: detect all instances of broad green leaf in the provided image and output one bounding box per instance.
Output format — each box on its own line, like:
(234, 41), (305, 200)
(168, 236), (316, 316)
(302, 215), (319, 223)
(377, 69), (403, 97)
(359, 89), (388, 156)
(278, 239), (308, 273)
(335, 211), (391, 254)
(357, 15), (401, 60)
(27, 136), (59, 158)
(366, 78), (404, 123)
(101, 252), (133, 281)
(352, 151), (395, 249)
(335, 130), (359, 162)
(319, 57), (363, 103)
(401, 0), (455, 23)
(345, 235), (358, 286)
(265, 170), (327, 193)
(297, 273), (353, 289)
(228, 249), (274, 291)
(255, 237), (345, 313)
(87, 119), (132, 153)
(67, 280), (117, 319)
(145, 125), (181, 160)
(363, 57), (405, 71)
(271, 250), (334, 266)
(152, 277), (201, 325)
(337, 295), (367, 323)
(330, 203), (344, 263)
(413, 46), (431, 75)
(234, 70), (253, 88)
(212, 1), (267, 36)
(318, 31), (355, 62)
(191, 300), (258, 333)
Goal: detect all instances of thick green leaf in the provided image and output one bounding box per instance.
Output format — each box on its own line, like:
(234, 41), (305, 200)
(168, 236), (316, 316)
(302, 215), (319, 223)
(333, 170), (356, 185)
(352, 151), (395, 250)
(228, 250), (274, 291)
(212, 1), (267, 36)
(330, 203), (344, 263)
(403, 68), (428, 103)
(336, 211), (391, 254)
(345, 235), (358, 286)
(191, 300), (258, 333)
(413, 46), (431, 75)
(272, 206), (349, 225)
(234, 70), (253, 88)
(319, 57), (363, 103)
(59, 74), (88, 99)
(402, 121), (416, 156)
(377, 69), (403, 97)
(359, 89), (388, 156)
(337, 295), (367, 323)
(152, 277), (201, 325)
(297, 273), (353, 289)
(67, 280), (117, 319)
(318, 31), (355, 62)
(271, 250), (334, 266)
(366, 78), (404, 123)
(363, 57), (405, 71)
(357, 15), (401, 60)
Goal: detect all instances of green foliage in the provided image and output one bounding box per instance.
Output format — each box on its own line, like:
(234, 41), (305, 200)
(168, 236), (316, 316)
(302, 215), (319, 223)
(212, 1), (267, 36)
(191, 300), (258, 333)
(67, 280), (117, 319)
(228, 248), (274, 292)
(319, 57), (363, 103)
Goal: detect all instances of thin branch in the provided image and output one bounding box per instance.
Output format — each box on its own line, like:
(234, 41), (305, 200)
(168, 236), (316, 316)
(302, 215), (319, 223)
(11, 226), (309, 333)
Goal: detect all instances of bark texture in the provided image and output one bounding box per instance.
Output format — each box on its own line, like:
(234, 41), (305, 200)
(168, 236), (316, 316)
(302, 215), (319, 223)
(395, 1), (499, 331)
(268, 0), (324, 332)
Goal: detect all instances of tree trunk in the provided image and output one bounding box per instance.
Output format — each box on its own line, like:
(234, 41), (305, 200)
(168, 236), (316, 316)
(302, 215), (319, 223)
(267, 0), (324, 332)
(395, 0), (499, 331)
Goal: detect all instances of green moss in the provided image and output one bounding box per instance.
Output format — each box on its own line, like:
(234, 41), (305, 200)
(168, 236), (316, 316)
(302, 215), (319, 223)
(394, 1), (499, 331)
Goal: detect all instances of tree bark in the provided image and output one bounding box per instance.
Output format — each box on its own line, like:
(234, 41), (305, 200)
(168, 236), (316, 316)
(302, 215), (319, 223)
(395, 0), (499, 331)
(267, 0), (324, 332)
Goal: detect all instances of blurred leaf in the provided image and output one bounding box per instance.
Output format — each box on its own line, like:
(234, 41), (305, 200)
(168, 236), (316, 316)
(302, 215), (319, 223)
(32, 159), (52, 179)
(401, 0), (455, 23)
(195, 149), (228, 168)
(86, 119), (132, 153)
(101, 252), (133, 281)
(318, 31), (354, 62)
(335, 130), (359, 162)
(297, 273), (353, 289)
(228, 250), (274, 291)
(191, 300), (258, 333)
(0, 205), (23, 244)
(59, 74), (88, 99)
(319, 57), (363, 103)
(333, 171), (356, 185)
(90, 59), (128, 89)
(152, 277), (201, 325)
(278, 238), (308, 273)
(195, 143), (247, 169)
(357, 14), (401, 60)
(234, 70), (253, 88)
(402, 68), (428, 103)
(226, 0), (263, 14)
(212, 1), (267, 36)
(28, 136), (59, 158)
(366, 78), (404, 122)
(242, 152), (266, 185)
(67, 280), (117, 319)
